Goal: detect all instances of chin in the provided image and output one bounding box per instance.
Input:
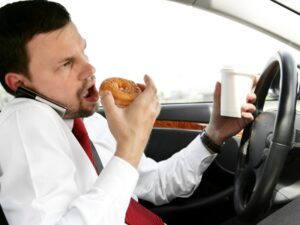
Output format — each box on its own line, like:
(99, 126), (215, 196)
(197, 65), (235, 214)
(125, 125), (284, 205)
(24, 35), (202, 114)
(79, 104), (99, 118)
(64, 102), (99, 119)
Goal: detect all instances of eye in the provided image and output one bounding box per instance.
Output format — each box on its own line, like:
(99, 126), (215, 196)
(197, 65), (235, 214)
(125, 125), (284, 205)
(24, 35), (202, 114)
(62, 59), (73, 67)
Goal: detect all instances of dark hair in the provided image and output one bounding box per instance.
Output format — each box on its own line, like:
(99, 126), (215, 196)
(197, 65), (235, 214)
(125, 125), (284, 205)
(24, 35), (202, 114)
(0, 0), (71, 95)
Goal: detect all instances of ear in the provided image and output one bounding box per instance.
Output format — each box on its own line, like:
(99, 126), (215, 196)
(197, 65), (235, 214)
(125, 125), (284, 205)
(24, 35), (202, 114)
(4, 73), (28, 92)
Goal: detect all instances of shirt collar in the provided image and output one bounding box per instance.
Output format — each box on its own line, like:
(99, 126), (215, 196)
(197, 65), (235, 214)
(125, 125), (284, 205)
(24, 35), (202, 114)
(65, 119), (74, 130)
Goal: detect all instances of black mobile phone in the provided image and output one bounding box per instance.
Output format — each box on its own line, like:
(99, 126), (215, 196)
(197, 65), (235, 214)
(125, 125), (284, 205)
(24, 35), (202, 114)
(16, 87), (67, 118)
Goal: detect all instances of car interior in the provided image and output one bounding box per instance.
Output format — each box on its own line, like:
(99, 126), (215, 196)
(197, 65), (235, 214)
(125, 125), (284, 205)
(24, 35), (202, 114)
(139, 51), (300, 225)
(0, 0), (300, 225)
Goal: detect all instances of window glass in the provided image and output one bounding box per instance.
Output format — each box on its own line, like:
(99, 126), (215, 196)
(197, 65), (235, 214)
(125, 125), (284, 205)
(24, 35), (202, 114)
(0, 0), (299, 109)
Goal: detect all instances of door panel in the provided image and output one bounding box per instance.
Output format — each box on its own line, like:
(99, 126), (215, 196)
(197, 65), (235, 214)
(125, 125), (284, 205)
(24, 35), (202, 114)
(141, 103), (240, 224)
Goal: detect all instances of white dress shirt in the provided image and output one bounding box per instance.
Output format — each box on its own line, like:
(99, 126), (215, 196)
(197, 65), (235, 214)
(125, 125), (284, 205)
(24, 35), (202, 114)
(0, 98), (215, 225)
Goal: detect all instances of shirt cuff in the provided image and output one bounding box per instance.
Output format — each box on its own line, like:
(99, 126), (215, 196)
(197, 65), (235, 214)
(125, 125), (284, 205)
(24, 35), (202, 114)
(183, 134), (217, 170)
(94, 156), (139, 206)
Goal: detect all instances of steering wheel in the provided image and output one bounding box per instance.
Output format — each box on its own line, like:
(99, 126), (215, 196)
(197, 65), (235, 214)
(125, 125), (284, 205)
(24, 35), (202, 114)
(233, 51), (298, 221)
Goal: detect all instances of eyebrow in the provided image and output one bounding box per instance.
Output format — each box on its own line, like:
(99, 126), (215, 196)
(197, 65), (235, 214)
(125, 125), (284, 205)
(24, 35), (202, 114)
(57, 38), (87, 65)
(57, 56), (74, 65)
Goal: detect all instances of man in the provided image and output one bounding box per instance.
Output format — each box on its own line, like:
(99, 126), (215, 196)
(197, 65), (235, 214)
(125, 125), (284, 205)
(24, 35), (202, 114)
(0, 1), (256, 225)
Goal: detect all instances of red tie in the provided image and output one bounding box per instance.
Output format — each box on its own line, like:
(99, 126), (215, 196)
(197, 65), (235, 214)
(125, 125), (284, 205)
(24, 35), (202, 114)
(72, 118), (164, 225)
(125, 198), (164, 225)
(72, 118), (97, 172)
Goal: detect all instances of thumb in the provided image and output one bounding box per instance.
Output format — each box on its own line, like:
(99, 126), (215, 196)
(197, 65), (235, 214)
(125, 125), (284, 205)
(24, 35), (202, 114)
(213, 82), (221, 114)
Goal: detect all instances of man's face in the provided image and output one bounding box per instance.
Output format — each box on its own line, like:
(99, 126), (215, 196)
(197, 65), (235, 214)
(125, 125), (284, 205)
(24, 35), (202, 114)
(24, 22), (99, 119)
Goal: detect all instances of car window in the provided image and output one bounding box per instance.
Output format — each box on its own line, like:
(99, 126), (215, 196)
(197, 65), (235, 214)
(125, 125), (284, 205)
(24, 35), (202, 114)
(0, 0), (299, 110)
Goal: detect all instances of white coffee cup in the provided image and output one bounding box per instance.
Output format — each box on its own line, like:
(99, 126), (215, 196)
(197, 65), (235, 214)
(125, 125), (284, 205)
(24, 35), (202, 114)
(220, 66), (257, 118)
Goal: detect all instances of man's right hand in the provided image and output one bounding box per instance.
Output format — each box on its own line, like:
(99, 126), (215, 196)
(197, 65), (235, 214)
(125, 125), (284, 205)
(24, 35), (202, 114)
(100, 74), (161, 168)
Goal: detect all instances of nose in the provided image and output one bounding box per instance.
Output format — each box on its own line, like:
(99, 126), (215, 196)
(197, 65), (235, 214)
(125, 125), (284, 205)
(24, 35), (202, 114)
(78, 60), (96, 81)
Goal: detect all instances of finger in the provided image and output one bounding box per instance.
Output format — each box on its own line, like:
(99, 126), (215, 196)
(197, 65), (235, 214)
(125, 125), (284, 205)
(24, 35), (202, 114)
(241, 111), (254, 121)
(144, 74), (151, 85)
(100, 91), (116, 115)
(143, 74), (157, 94)
(246, 92), (257, 103)
(241, 103), (256, 114)
(213, 82), (221, 112)
(137, 83), (146, 91)
(144, 74), (155, 88)
(252, 74), (260, 88)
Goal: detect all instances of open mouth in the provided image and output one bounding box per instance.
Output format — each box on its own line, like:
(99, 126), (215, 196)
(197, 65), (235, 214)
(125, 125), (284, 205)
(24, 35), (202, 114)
(82, 84), (99, 102)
